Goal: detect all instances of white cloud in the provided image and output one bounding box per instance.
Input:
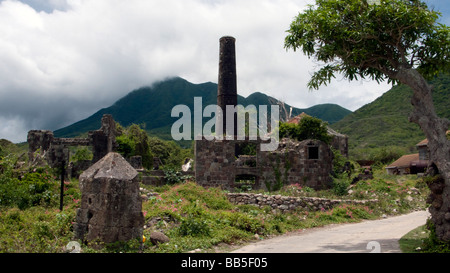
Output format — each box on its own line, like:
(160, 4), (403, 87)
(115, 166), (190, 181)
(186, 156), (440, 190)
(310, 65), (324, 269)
(0, 0), (444, 143)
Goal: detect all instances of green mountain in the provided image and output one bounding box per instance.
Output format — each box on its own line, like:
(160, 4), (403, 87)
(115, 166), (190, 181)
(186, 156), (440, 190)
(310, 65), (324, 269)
(331, 73), (450, 157)
(54, 77), (351, 142)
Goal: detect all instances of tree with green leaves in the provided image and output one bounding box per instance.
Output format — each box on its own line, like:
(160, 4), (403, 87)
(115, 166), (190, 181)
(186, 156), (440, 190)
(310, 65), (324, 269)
(285, 0), (450, 241)
(116, 123), (192, 170)
(279, 115), (331, 144)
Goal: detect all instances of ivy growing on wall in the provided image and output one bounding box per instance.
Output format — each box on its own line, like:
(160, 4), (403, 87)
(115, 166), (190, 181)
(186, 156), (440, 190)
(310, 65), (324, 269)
(265, 152), (291, 192)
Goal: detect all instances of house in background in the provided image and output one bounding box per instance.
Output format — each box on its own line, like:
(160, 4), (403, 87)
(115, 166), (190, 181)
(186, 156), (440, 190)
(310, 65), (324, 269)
(385, 153), (423, 175)
(385, 131), (450, 175)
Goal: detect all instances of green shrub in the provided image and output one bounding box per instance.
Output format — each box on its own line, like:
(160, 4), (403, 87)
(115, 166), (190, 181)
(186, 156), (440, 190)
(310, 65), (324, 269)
(116, 135), (136, 158)
(179, 217), (211, 237)
(166, 182), (232, 211)
(332, 178), (350, 196)
(422, 219), (450, 253)
(0, 207), (76, 253)
(19, 170), (56, 208)
(227, 212), (264, 234)
(71, 147), (93, 162)
(163, 168), (193, 184)
(0, 160), (57, 209)
(279, 116), (332, 144)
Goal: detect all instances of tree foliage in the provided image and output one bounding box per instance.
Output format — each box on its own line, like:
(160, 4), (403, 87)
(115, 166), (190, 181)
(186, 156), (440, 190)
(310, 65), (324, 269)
(279, 116), (331, 144)
(285, 0), (449, 89)
(116, 123), (192, 170)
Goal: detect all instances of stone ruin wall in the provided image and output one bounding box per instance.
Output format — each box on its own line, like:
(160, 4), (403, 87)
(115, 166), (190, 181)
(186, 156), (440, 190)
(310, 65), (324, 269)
(330, 133), (348, 158)
(195, 138), (333, 192)
(27, 114), (117, 175)
(226, 192), (378, 213)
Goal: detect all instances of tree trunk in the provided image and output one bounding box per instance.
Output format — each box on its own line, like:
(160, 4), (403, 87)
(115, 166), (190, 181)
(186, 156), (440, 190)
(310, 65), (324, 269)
(396, 68), (450, 241)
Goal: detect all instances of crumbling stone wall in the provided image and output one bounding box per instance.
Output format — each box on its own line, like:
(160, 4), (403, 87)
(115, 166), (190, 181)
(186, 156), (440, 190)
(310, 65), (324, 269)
(195, 138), (238, 190)
(27, 114), (117, 170)
(227, 192), (378, 213)
(260, 139), (333, 190)
(27, 130), (54, 158)
(194, 138), (333, 191)
(74, 152), (144, 244)
(89, 114), (117, 163)
(330, 131), (349, 158)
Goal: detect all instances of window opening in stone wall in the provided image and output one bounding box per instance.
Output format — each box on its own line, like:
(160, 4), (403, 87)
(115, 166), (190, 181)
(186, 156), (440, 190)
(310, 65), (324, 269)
(70, 146), (94, 162)
(235, 174), (257, 191)
(235, 142), (257, 167)
(235, 142), (257, 156)
(308, 146), (319, 160)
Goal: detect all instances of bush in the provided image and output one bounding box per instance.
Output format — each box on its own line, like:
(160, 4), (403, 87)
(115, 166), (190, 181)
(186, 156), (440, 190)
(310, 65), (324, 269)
(0, 207), (76, 253)
(163, 168), (193, 184)
(166, 182), (232, 211)
(116, 123), (193, 170)
(227, 212), (264, 234)
(422, 219), (450, 253)
(179, 217), (211, 237)
(352, 146), (407, 166)
(332, 178), (350, 196)
(116, 135), (136, 158)
(279, 116), (332, 144)
(71, 147), (93, 162)
(0, 158), (57, 209)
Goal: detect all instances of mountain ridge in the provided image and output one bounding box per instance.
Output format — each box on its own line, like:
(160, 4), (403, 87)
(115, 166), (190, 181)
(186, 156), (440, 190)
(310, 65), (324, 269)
(54, 77), (352, 140)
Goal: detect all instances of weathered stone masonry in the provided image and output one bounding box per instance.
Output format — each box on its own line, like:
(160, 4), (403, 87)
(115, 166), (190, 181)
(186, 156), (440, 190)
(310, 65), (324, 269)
(227, 192), (378, 213)
(27, 114), (117, 173)
(74, 152), (144, 244)
(195, 138), (334, 191)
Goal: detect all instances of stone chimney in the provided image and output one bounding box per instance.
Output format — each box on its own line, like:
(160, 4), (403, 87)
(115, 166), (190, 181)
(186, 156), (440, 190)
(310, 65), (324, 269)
(216, 36), (238, 137)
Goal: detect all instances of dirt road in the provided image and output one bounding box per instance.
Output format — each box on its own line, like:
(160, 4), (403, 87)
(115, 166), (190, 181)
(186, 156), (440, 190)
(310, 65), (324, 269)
(231, 210), (429, 253)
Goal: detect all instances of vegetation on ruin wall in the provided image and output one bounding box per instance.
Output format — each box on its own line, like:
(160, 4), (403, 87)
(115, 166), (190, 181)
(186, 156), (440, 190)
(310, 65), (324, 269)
(279, 116), (332, 144)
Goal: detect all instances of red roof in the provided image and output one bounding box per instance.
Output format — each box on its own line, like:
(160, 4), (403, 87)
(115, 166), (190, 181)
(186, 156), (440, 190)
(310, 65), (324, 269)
(416, 138), (428, 147)
(287, 112), (310, 124)
(386, 154), (419, 169)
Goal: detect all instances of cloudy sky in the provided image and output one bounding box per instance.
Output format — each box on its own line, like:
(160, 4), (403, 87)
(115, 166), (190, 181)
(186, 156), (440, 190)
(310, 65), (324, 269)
(0, 0), (448, 143)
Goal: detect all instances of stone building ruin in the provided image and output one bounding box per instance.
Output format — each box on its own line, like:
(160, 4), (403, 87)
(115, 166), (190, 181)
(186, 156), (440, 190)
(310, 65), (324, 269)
(195, 138), (334, 191)
(27, 114), (117, 175)
(194, 36), (347, 192)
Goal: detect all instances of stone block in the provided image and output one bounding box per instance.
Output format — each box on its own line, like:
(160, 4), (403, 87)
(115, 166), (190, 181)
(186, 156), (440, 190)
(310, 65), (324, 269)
(74, 152), (143, 244)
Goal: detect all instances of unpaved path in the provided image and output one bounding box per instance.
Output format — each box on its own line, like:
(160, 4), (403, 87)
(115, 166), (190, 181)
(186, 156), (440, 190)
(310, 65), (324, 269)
(231, 210), (429, 253)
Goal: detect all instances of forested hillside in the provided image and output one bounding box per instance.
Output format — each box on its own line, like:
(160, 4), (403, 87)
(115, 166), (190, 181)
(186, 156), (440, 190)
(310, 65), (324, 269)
(331, 73), (450, 159)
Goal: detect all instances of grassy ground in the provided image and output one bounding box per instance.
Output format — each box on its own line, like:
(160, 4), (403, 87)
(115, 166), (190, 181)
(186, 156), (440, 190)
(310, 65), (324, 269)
(399, 224), (429, 253)
(0, 164), (433, 253)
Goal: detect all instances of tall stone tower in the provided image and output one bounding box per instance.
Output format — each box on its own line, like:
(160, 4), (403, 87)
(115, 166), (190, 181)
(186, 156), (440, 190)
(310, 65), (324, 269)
(216, 36), (237, 137)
